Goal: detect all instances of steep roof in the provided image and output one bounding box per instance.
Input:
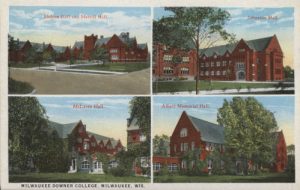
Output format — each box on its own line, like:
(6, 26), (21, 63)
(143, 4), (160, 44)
(48, 120), (79, 138)
(73, 41), (84, 49)
(187, 114), (224, 144)
(137, 43), (147, 50)
(200, 36), (273, 57)
(52, 45), (67, 53)
(87, 131), (111, 142)
(127, 117), (140, 131)
(95, 37), (111, 47)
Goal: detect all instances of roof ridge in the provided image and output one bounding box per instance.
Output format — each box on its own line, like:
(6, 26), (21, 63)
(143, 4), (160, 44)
(187, 114), (221, 127)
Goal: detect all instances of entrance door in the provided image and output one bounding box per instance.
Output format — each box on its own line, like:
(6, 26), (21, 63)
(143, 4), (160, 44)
(235, 62), (246, 81)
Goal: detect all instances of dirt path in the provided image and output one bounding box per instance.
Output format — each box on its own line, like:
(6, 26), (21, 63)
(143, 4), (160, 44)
(10, 68), (150, 94)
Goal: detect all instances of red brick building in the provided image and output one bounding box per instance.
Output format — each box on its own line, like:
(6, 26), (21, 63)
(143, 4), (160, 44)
(153, 35), (284, 81)
(72, 32), (149, 62)
(49, 120), (123, 174)
(153, 111), (288, 173)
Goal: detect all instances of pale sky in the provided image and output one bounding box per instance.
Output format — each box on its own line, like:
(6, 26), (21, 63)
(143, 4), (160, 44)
(38, 97), (133, 147)
(154, 7), (294, 68)
(153, 96), (295, 146)
(9, 7), (151, 48)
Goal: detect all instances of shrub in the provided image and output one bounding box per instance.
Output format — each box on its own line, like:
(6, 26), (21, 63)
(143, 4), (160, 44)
(110, 166), (129, 177)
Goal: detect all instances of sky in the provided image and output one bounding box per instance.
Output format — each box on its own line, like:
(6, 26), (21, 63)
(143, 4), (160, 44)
(38, 96), (133, 147)
(9, 6), (151, 47)
(153, 96), (295, 146)
(154, 7), (294, 68)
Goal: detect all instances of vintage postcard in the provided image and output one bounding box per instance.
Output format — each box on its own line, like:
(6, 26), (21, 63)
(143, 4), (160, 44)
(153, 96), (294, 182)
(8, 6), (151, 95)
(153, 7), (294, 95)
(8, 96), (150, 185)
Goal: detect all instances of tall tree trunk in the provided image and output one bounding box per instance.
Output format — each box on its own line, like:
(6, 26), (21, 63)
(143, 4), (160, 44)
(195, 29), (200, 94)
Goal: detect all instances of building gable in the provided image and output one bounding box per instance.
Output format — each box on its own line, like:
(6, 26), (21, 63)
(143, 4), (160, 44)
(106, 34), (126, 48)
(265, 35), (283, 55)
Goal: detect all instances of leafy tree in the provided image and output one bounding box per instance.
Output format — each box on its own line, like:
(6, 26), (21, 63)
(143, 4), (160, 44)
(91, 47), (109, 64)
(287, 144), (295, 156)
(95, 152), (110, 173)
(8, 34), (18, 51)
(283, 66), (294, 80)
(180, 148), (206, 176)
(128, 97), (151, 156)
(154, 7), (235, 94)
(153, 134), (169, 156)
(217, 97), (278, 175)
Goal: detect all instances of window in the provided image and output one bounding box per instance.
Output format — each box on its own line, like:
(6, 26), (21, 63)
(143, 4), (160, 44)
(110, 48), (118, 53)
(205, 71), (209, 76)
(211, 71), (214, 76)
(180, 128), (187, 137)
(140, 134), (146, 142)
(163, 54), (173, 61)
(153, 163), (161, 172)
(207, 159), (213, 169)
(214, 54), (217, 59)
(111, 55), (119, 60)
(81, 157), (90, 169)
(181, 160), (187, 169)
(205, 62), (209, 67)
(239, 48), (245, 52)
(163, 67), (173, 74)
(174, 145), (177, 153)
(226, 53), (229, 57)
(180, 143), (188, 152)
(237, 62), (245, 70)
(83, 142), (89, 150)
(94, 161), (101, 169)
(216, 61), (221, 67)
(222, 61), (227, 66)
(168, 163), (178, 172)
(200, 71), (204, 76)
(216, 71), (220, 76)
(211, 62), (214, 67)
(201, 63), (204, 67)
(109, 161), (118, 168)
(182, 57), (189, 62)
(77, 138), (82, 143)
(191, 141), (195, 151)
(256, 58), (260, 64)
(222, 70), (226, 76)
(181, 67), (189, 75)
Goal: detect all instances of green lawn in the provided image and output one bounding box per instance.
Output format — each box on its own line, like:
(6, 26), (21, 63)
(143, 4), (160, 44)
(154, 172), (294, 183)
(9, 62), (54, 68)
(9, 78), (34, 94)
(10, 172), (150, 183)
(153, 80), (293, 93)
(72, 62), (150, 72)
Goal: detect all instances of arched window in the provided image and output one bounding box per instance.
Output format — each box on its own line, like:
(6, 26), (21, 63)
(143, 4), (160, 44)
(180, 128), (187, 137)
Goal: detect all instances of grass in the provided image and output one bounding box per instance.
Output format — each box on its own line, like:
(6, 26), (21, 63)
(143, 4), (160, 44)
(154, 172), (294, 183)
(9, 62), (54, 68)
(72, 62), (150, 72)
(152, 80), (294, 93)
(9, 78), (34, 94)
(10, 172), (150, 183)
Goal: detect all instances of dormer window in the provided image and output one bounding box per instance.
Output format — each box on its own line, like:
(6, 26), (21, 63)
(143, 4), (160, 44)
(239, 49), (245, 52)
(180, 128), (188, 137)
(214, 54), (217, 59)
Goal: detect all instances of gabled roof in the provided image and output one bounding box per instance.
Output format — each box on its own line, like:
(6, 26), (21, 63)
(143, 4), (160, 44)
(127, 117), (140, 131)
(52, 45), (67, 53)
(95, 37), (111, 47)
(31, 42), (46, 52)
(199, 36), (274, 57)
(137, 43), (147, 50)
(48, 120), (79, 138)
(73, 41), (84, 49)
(87, 131), (111, 142)
(187, 114), (224, 144)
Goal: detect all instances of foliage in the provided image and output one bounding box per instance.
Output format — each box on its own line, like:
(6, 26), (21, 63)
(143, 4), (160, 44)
(180, 148), (207, 176)
(8, 78), (34, 94)
(286, 154), (295, 181)
(91, 47), (109, 63)
(283, 66), (294, 79)
(128, 97), (151, 156)
(217, 97), (278, 175)
(95, 153), (110, 173)
(287, 144), (295, 156)
(9, 97), (68, 174)
(24, 46), (42, 64)
(112, 149), (136, 176)
(207, 148), (225, 175)
(153, 134), (169, 156)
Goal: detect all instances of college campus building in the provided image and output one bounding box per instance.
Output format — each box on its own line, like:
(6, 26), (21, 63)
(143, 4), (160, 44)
(153, 111), (288, 174)
(153, 35), (284, 81)
(49, 120), (124, 174)
(8, 32), (148, 63)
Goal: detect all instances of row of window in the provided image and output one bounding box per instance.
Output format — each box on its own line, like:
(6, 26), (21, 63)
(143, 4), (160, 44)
(163, 55), (190, 62)
(153, 163), (178, 172)
(163, 67), (190, 75)
(200, 70), (227, 76)
(201, 60), (232, 68)
(174, 141), (196, 153)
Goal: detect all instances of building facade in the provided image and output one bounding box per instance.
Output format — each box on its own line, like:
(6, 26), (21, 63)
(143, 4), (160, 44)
(153, 111), (288, 174)
(49, 120), (124, 174)
(153, 35), (284, 81)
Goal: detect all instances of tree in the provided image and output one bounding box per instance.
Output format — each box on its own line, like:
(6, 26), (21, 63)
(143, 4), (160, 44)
(283, 66), (294, 80)
(91, 47), (109, 64)
(128, 97), (151, 156)
(153, 134), (169, 156)
(154, 7), (235, 94)
(217, 97), (278, 175)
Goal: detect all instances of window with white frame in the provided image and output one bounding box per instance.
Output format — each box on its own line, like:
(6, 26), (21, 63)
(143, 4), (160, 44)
(237, 62), (245, 70)
(216, 61), (221, 67)
(222, 70), (226, 76)
(205, 71), (209, 76)
(163, 67), (173, 74)
(110, 48), (118, 53)
(211, 71), (214, 76)
(174, 145), (177, 153)
(109, 161), (118, 168)
(181, 160), (187, 169)
(200, 71), (204, 76)
(83, 142), (89, 150)
(168, 163), (178, 172)
(81, 157), (90, 169)
(205, 62), (209, 67)
(216, 71), (220, 76)
(207, 159), (213, 169)
(111, 55), (119, 60)
(180, 128), (187, 137)
(191, 141), (195, 151)
(163, 54), (173, 61)
(180, 67), (189, 75)
(182, 57), (189, 62)
(211, 62), (214, 67)
(222, 60), (227, 66)
(180, 143), (189, 152)
(239, 48), (245, 52)
(153, 163), (161, 172)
